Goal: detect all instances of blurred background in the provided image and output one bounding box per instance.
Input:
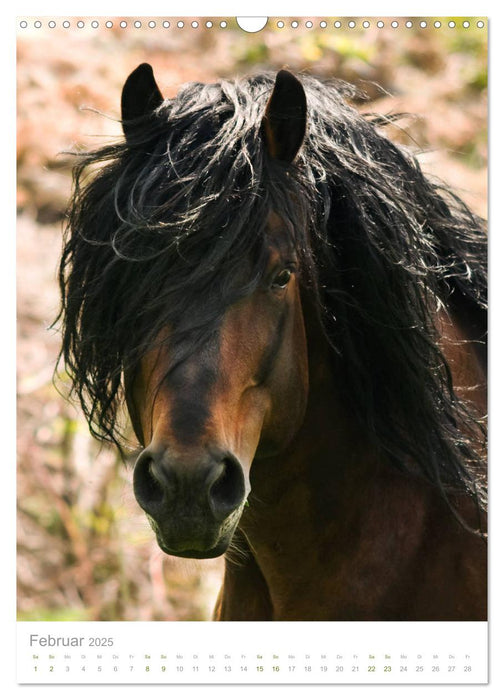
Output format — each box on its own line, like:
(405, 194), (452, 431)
(16, 16), (487, 621)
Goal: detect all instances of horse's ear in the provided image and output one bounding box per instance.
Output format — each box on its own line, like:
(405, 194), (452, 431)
(121, 63), (164, 141)
(262, 70), (307, 163)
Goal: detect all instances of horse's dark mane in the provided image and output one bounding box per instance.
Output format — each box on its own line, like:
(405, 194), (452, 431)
(56, 72), (487, 520)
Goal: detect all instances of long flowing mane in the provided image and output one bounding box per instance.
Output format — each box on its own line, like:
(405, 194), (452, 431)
(56, 72), (487, 523)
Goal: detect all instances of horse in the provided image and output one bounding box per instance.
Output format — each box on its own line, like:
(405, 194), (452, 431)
(56, 64), (487, 621)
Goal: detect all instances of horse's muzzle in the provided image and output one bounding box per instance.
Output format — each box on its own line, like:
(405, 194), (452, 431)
(133, 445), (246, 557)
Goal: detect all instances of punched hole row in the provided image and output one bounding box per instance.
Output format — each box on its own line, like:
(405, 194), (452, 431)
(19, 19), (486, 30)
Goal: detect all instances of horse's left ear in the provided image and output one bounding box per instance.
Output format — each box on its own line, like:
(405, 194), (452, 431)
(121, 63), (164, 141)
(262, 70), (307, 163)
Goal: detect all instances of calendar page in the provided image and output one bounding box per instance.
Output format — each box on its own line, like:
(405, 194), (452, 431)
(15, 7), (490, 691)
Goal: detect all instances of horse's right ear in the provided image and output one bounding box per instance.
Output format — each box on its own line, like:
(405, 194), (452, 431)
(121, 63), (164, 141)
(262, 70), (307, 163)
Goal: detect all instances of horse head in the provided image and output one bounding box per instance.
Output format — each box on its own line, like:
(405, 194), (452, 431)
(122, 66), (310, 558)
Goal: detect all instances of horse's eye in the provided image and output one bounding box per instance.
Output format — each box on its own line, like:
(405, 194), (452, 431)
(271, 269), (292, 289)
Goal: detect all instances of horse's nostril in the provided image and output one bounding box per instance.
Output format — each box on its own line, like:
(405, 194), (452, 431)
(133, 453), (164, 512)
(208, 456), (245, 520)
(134, 448), (244, 522)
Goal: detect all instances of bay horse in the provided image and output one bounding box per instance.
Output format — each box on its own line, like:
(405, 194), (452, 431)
(57, 64), (487, 620)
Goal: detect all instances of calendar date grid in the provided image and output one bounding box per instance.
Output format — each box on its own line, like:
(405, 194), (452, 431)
(17, 621), (487, 684)
(26, 649), (477, 681)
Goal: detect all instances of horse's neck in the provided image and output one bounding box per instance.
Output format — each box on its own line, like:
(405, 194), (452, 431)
(229, 298), (487, 621)
(235, 301), (393, 614)
(221, 335), (371, 619)
(437, 306), (487, 413)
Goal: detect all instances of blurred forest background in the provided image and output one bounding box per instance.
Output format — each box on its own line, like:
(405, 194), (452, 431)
(17, 17), (487, 621)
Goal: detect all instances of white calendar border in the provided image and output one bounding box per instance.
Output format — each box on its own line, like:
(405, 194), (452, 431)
(16, 620), (488, 684)
(7, 1), (503, 697)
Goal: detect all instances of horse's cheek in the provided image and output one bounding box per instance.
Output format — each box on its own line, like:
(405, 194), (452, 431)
(270, 291), (309, 444)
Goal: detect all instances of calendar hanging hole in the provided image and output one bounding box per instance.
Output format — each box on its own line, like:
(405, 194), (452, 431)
(236, 17), (268, 33)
